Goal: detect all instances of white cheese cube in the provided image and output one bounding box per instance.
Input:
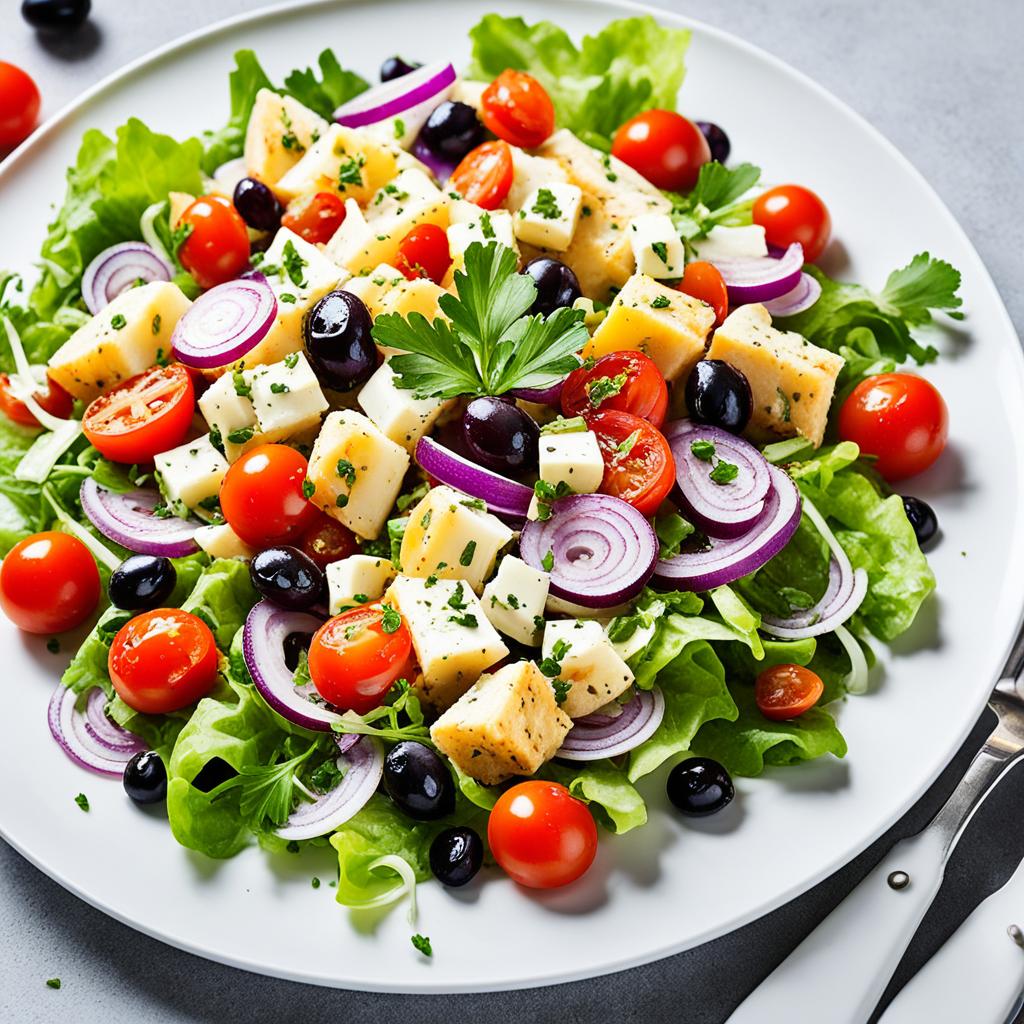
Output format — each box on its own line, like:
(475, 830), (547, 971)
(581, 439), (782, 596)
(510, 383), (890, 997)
(542, 618), (635, 719)
(629, 213), (686, 278)
(194, 522), (256, 560)
(693, 224), (768, 261)
(357, 359), (454, 451)
(154, 435), (229, 518)
(503, 148), (569, 212)
(538, 431), (604, 493)
(243, 88), (328, 187)
(515, 183), (584, 252)
(244, 351), (328, 440)
(326, 555), (396, 614)
(370, 168), (444, 218)
(197, 371), (259, 462)
(482, 556), (550, 646)
(447, 206), (518, 266)
(449, 78), (487, 113)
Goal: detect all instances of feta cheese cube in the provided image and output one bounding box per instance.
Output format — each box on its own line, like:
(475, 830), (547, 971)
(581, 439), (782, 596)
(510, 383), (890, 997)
(194, 522), (256, 560)
(357, 359), (454, 451)
(243, 89), (328, 187)
(197, 371), (259, 461)
(447, 202), (518, 269)
(538, 430), (604, 494)
(341, 263), (407, 317)
(515, 183), (584, 252)
(502, 148), (569, 212)
(693, 224), (768, 261)
(629, 213), (685, 278)
(244, 351), (328, 439)
(154, 435), (229, 518)
(481, 556), (550, 646)
(542, 618), (635, 719)
(326, 555), (396, 614)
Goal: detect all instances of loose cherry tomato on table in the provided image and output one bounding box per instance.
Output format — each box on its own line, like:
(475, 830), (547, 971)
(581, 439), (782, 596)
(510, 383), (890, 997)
(82, 363), (195, 464)
(837, 373), (948, 481)
(480, 69), (555, 148)
(308, 604), (414, 714)
(561, 351), (668, 427)
(676, 260), (729, 327)
(220, 443), (318, 548)
(752, 184), (832, 264)
(396, 223), (451, 284)
(587, 409), (675, 517)
(755, 663), (825, 721)
(0, 62), (41, 150)
(108, 608), (218, 714)
(0, 532), (100, 634)
(611, 109), (710, 192)
(0, 372), (73, 427)
(177, 195), (250, 290)
(281, 191), (346, 245)
(450, 140), (514, 210)
(488, 780), (598, 889)
(299, 512), (359, 570)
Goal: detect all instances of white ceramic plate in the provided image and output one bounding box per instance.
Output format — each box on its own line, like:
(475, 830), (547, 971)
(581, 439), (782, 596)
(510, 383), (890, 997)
(1, 0), (1022, 994)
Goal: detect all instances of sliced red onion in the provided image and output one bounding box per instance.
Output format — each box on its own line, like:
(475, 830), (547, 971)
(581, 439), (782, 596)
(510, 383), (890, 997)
(80, 478), (201, 557)
(82, 242), (173, 315)
(712, 243), (804, 304)
(653, 465), (802, 591)
(410, 135), (458, 184)
(666, 420), (773, 538)
(334, 62), (456, 127)
(415, 436), (533, 518)
(557, 689), (665, 761)
(520, 493), (658, 608)
(761, 272), (822, 317)
(48, 684), (146, 777)
(275, 736), (383, 841)
(244, 601), (339, 732)
(509, 378), (566, 406)
(170, 277), (277, 369)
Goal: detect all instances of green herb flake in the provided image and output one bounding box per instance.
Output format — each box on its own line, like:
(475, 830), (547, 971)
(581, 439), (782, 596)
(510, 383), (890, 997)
(46, 978), (61, 990)
(335, 494), (349, 509)
(709, 460), (739, 484)
(270, 382), (290, 394)
(650, 295), (671, 309)
(380, 605), (402, 634)
(616, 428), (641, 455)
(74, 793), (89, 812)
(281, 239), (309, 288)
(411, 934), (433, 957)
(690, 439), (716, 462)
(531, 188), (562, 220)
(337, 154), (366, 190)
(226, 427), (255, 444)
(585, 371), (628, 408)
(541, 549), (555, 572)
(336, 458), (357, 486)
(540, 415), (588, 436)
(232, 371), (251, 397)
(394, 117), (406, 140)
(459, 540), (477, 566)
(448, 612), (478, 628)
(302, 478), (315, 499)
(552, 679), (572, 704)
(311, 876), (321, 889)
(651, 241), (669, 265)
(479, 210), (495, 239)
(110, 314), (127, 330)
(151, 313), (162, 334)
(284, 352), (300, 369)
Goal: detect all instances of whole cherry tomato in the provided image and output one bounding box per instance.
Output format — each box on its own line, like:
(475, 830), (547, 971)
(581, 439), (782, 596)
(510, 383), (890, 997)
(752, 184), (832, 263)
(611, 109), (710, 192)
(178, 195), (251, 290)
(480, 70), (555, 148)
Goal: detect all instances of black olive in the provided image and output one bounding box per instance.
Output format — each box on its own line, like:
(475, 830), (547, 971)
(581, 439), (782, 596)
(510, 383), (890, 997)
(123, 750), (168, 805)
(283, 631), (315, 672)
(303, 289), (378, 391)
(667, 757), (735, 816)
(462, 396), (540, 472)
(249, 547), (324, 611)
(380, 56), (421, 82)
(685, 359), (753, 434)
(429, 826), (484, 887)
(902, 495), (939, 548)
(523, 257), (582, 317)
(419, 101), (486, 163)
(21, 0), (90, 32)
(383, 741), (455, 820)
(191, 757), (236, 793)
(233, 177), (283, 233)
(108, 555), (176, 611)
(696, 121), (731, 164)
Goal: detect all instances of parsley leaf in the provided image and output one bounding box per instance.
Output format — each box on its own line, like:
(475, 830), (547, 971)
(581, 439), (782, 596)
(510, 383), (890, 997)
(709, 460), (739, 484)
(74, 793), (89, 812)
(214, 745), (315, 829)
(690, 439), (715, 461)
(380, 605), (402, 634)
(586, 371), (628, 408)
(671, 161), (761, 241)
(411, 934), (433, 957)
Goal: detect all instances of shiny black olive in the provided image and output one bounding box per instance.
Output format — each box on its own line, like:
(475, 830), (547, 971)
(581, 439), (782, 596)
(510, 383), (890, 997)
(233, 177), (282, 233)
(191, 756), (236, 793)
(419, 101), (486, 163)
(429, 826), (484, 887)
(123, 750), (168, 805)
(303, 289), (378, 391)
(383, 741), (455, 821)
(463, 396), (540, 473)
(283, 631), (315, 672)
(685, 359), (753, 434)
(902, 495), (939, 548)
(523, 257), (582, 317)
(666, 757), (734, 816)
(21, 0), (90, 31)
(696, 121), (731, 164)
(250, 546), (324, 611)
(108, 555), (176, 611)
(380, 56), (421, 82)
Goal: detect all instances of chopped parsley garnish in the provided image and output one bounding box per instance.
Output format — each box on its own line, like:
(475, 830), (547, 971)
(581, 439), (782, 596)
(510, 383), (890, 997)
(74, 793), (89, 812)
(709, 460), (739, 484)
(270, 382), (290, 394)
(281, 240), (309, 288)
(411, 934), (433, 957)
(311, 876), (321, 889)
(505, 593), (520, 609)
(336, 458), (357, 486)
(540, 415), (588, 435)
(479, 210), (495, 239)
(541, 549), (555, 572)
(280, 109), (304, 152)
(459, 540), (477, 566)
(226, 427), (255, 444)
(394, 117), (405, 140)
(232, 371), (251, 397)
(552, 679), (572, 705)
(776, 387), (791, 423)
(617, 429), (641, 455)
(533, 479), (571, 521)
(337, 154), (366, 190)
(690, 439), (715, 461)
(447, 582), (469, 610)
(335, 494), (349, 509)
(420, 509), (432, 529)
(448, 612), (478, 628)
(208, 426), (225, 456)
(650, 295), (671, 309)
(279, 293), (297, 304)
(531, 188), (562, 220)
(380, 605), (402, 634)
(302, 478), (315, 499)
(151, 313), (162, 334)
(650, 241), (669, 265)
(585, 371), (628, 408)
(353, 593), (369, 604)
(46, 978), (61, 989)
(110, 314), (126, 330)
(284, 352), (299, 369)
(601, 153), (618, 182)
(460, 498), (486, 511)
(155, 347), (169, 367)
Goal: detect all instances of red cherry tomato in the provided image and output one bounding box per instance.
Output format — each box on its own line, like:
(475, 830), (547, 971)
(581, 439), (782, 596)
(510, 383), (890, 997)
(307, 604), (414, 714)
(586, 409), (675, 516)
(676, 260), (729, 327)
(0, 372), (73, 428)
(488, 781), (598, 889)
(752, 184), (832, 264)
(0, 62), (41, 150)
(281, 191), (346, 245)
(450, 140), (514, 211)
(0, 532), (100, 634)
(81, 363), (195, 464)
(178, 195), (251, 290)
(480, 70), (555, 149)
(220, 443), (318, 548)
(299, 512), (359, 570)
(837, 373), (948, 481)
(561, 351), (668, 427)
(755, 663), (824, 721)
(396, 223), (451, 284)
(611, 109), (710, 192)
(108, 609), (218, 714)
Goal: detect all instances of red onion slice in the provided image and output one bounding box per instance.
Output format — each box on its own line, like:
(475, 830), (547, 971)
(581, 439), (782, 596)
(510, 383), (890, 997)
(170, 277), (277, 369)
(761, 272), (822, 317)
(509, 377), (566, 406)
(520, 493), (658, 608)
(334, 62), (456, 127)
(80, 478), (201, 557)
(82, 242), (173, 315)
(557, 689), (665, 761)
(48, 684), (146, 777)
(712, 243), (804, 304)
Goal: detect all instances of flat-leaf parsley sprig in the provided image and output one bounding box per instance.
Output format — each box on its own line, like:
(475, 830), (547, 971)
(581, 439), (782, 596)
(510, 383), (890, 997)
(371, 242), (589, 400)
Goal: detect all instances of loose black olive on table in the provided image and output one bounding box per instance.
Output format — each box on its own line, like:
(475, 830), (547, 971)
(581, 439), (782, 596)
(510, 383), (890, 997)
(685, 359), (753, 434)
(419, 101), (485, 164)
(383, 740), (456, 820)
(463, 396), (540, 473)
(250, 547), (324, 611)
(21, 0), (91, 31)
(233, 177), (283, 233)
(902, 495), (939, 548)
(123, 750), (168, 805)
(667, 756), (735, 816)
(696, 121), (731, 164)
(108, 555), (176, 611)
(303, 290), (378, 391)
(429, 826), (484, 887)
(523, 257), (582, 318)
(379, 56), (421, 82)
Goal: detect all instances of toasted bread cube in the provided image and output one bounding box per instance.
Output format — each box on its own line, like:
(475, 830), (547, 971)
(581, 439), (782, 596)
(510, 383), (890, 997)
(542, 618), (635, 719)
(326, 555), (396, 613)
(244, 89), (328, 187)
(154, 435), (228, 519)
(430, 661), (572, 784)
(357, 359), (454, 451)
(194, 522), (256, 560)
(481, 556), (550, 646)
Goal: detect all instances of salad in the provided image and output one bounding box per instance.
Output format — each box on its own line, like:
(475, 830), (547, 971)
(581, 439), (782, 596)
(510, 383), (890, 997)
(0, 13), (961, 931)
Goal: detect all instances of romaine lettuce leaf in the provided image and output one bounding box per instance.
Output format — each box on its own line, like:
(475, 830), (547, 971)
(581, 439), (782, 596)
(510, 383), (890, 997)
(179, 556), (258, 650)
(545, 760), (647, 833)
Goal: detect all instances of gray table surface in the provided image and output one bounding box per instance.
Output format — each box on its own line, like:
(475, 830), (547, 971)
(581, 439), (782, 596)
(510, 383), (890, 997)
(3, 0), (1024, 1021)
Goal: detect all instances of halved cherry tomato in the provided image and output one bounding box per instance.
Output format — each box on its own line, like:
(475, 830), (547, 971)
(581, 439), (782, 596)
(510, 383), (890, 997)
(488, 780), (598, 889)
(752, 184), (832, 263)
(837, 373), (948, 481)
(611, 109), (710, 192)
(587, 409), (675, 516)
(561, 351), (668, 427)
(82, 363), (195, 464)
(220, 443), (318, 548)
(480, 70), (555, 149)
(0, 531), (99, 634)
(676, 260), (729, 327)
(178, 194), (250, 290)
(755, 663), (825, 721)
(0, 62), (41, 150)
(0, 372), (73, 427)
(308, 603), (413, 714)
(281, 191), (346, 245)
(396, 223), (451, 284)
(108, 608), (218, 714)
(299, 512), (358, 570)
(450, 140), (514, 210)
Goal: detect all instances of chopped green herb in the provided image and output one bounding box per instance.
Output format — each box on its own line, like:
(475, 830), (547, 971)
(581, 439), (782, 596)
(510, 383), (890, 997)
(540, 415), (588, 435)
(420, 509), (432, 529)
(447, 582), (469, 610)
(690, 439), (716, 461)
(302, 478), (315, 499)
(411, 934), (433, 957)
(776, 387), (791, 423)
(232, 371), (251, 397)
(531, 188), (562, 220)
(110, 314), (127, 330)
(541, 549), (555, 572)
(154, 347), (169, 367)
(284, 352), (300, 369)
(552, 679), (572, 704)
(337, 154), (366, 190)
(336, 458), (357, 486)
(380, 605), (402, 633)
(533, 478), (571, 520)
(505, 593), (520, 609)
(479, 210), (495, 239)
(151, 313), (162, 334)
(352, 593), (369, 604)
(617, 428), (641, 455)
(394, 117), (406, 140)
(279, 293), (297, 304)
(281, 239), (309, 288)
(585, 371), (628, 408)
(311, 876), (321, 889)
(74, 793), (89, 812)
(709, 460), (739, 484)
(650, 295), (671, 309)
(448, 612), (478, 628)
(459, 540), (477, 566)
(335, 493), (349, 509)
(270, 382), (290, 394)
(226, 427), (255, 444)
(46, 978), (61, 990)
(651, 241), (669, 265)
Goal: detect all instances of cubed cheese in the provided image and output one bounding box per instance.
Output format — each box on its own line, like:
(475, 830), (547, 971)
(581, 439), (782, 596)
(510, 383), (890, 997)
(244, 351), (328, 439)
(377, 278), (449, 332)
(194, 522), (256, 560)
(628, 212), (685, 278)
(326, 555), (396, 613)
(243, 89), (328, 187)
(197, 371), (259, 461)
(693, 224), (768, 261)
(430, 660), (571, 783)
(154, 435), (229, 518)
(168, 191), (195, 230)
(447, 203), (518, 270)
(400, 485), (514, 592)
(449, 78), (487, 112)
(502, 148), (569, 212)
(515, 183), (584, 251)
(481, 556), (550, 646)
(306, 410), (410, 539)
(387, 575), (508, 710)
(538, 430), (604, 493)
(542, 618), (635, 719)
(706, 304), (844, 448)
(47, 282), (191, 401)
(357, 359), (454, 450)
(341, 263), (407, 317)
(585, 273), (715, 381)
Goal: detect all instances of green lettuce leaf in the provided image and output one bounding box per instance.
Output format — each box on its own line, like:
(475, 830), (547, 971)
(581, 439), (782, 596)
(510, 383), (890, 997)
(180, 556), (258, 650)
(200, 50), (275, 174)
(545, 760), (647, 833)
(283, 49), (369, 121)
